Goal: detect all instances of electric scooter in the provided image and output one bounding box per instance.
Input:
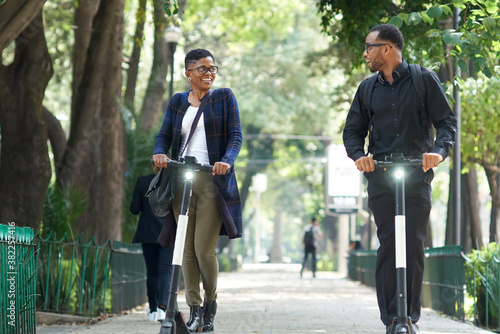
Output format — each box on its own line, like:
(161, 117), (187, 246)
(374, 153), (423, 334)
(156, 156), (224, 334)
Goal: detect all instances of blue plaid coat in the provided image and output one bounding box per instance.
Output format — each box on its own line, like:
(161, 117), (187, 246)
(153, 88), (243, 247)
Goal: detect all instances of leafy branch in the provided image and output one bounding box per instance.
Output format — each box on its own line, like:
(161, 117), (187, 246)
(163, 0), (180, 16)
(385, 0), (500, 78)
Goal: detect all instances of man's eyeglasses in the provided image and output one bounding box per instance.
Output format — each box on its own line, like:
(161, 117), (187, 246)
(187, 66), (219, 75)
(365, 43), (393, 52)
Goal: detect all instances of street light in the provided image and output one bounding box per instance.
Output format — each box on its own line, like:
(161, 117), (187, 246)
(165, 26), (182, 99)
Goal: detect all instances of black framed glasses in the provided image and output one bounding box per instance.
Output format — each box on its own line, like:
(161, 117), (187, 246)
(365, 43), (393, 52)
(187, 65), (219, 75)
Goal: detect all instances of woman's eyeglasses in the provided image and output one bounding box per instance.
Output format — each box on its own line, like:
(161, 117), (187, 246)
(187, 66), (219, 75)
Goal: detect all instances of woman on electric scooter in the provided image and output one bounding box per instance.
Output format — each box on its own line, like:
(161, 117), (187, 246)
(152, 48), (243, 333)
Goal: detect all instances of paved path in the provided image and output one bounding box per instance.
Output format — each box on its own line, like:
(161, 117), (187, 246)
(37, 263), (492, 334)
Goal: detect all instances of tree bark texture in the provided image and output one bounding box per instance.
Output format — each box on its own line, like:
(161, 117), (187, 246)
(58, 0), (125, 243)
(43, 107), (66, 176)
(489, 172), (500, 243)
(124, 0), (147, 107)
(0, 0), (47, 52)
(446, 166), (483, 253)
(0, 12), (53, 228)
(139, 0), (168, 131)
(71, 0), (100, 119)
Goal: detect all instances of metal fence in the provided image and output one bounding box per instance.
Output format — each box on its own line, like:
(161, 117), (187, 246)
(348, 245), (465, 320)
(462, 243), (500, 331)
(0, 224), (37, 334)
(110, 241), (147, 313)
(35, 232), (147, 316)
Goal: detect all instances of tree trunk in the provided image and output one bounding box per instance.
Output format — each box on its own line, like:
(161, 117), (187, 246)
(0, 11), (53, 228)
(270, 211), (283, 263)
(447, 166), (483, 253)
(58, 0), (125, 243)
(489, 170), (500, 242)
(124, 0), (147, 108)
(43, 107), (66, 177)
(95, 1), (126, 243)
(0, 0), (47, 51)
(71, 0), (100, 118)
(139, 0), (169, 131)
(464, 169), (483, 250)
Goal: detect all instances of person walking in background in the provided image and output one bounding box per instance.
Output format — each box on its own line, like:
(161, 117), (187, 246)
(152, 48), (243, 333)
(129, 167), (174, 322)
(343, 24), (457, 333)
(300, 217), (323, 278)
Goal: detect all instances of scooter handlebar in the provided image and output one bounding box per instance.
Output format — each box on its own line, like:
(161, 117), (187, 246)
(374, 158), (423, 169)
(150, 157), (231, 174)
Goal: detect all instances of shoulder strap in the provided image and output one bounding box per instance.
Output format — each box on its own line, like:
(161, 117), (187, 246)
(180, 89), (213, 158)
(408, 64), (425, 101)
(361, 75), (377, 153)
(408, 64), (434, 147)
(361, 74), (378, 115)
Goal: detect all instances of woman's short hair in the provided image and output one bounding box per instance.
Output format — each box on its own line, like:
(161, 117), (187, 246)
(185, 49), (215, 69)
(370, 24), (404, 51)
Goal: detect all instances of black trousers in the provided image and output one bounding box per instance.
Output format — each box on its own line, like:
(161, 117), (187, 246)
(366, 168), (432, 326)
(141, 243), (174, 311)
(301, 246), (317, 274)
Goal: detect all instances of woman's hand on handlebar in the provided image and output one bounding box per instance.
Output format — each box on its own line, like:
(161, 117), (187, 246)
(355, 156), (375, 172)
(422, 153), (443, 172)
(213, 162), (231, 175)
(152, 154), (171, 168)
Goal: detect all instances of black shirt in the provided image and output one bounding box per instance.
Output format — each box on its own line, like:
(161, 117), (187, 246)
(343, 60), (457, 162)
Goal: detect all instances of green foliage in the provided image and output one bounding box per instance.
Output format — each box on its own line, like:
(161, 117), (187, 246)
(41, 185), (86, 239)
(217, 253), (231, 272)
(317, 0), (444, 69)
(318, 0), (500, 77)
(392, 0), (500, 78)
(464, 242), (500, 328)
(459, 73), (500, 168)
(36, 237), (112, 315)
(121, 102), (160, 242)
(317, 252), (336, 271)
(183, 0), (306, 48)
(163, 0), (180, 16)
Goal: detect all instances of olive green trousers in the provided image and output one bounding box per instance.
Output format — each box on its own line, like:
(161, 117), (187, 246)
(172, 172), (222, 307)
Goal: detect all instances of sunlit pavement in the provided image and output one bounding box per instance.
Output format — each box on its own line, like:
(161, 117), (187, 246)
(37, 263), (492, 334)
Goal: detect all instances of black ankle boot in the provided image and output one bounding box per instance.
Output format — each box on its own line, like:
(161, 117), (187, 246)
(202, 301), (217, 332)
(186, 305), (203, 332)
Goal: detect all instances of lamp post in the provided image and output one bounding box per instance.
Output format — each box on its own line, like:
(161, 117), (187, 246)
(165, 26), (182, 99)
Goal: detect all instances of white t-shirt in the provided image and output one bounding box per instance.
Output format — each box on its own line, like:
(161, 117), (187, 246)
(179, 106), (210, 165)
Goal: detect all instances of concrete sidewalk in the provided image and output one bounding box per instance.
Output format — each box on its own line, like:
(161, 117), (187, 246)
(37, 263), (492, 334)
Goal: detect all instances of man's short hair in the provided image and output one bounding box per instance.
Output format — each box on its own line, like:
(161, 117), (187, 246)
(185, 49), (215, 69)
(370, 24), (404, 51)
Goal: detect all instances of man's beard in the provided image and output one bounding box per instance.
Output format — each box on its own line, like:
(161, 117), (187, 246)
(369, 55), (384, 73)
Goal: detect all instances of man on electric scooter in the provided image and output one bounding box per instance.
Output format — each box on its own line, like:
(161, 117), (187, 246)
(343, 24), (457, 333)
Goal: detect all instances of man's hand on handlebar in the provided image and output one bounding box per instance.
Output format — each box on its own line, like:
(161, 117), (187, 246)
(152, 154), (170, 168)
(213, 162), (231, 175)
(422, 153), (443, 172)
(355, 156), (375, 173)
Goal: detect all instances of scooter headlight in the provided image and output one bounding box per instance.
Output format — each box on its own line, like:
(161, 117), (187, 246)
(185, 171), (194, 180)
(395, 168), (404, 179)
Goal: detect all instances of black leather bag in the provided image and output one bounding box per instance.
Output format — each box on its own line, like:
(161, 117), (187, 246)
(145, 167), (177, 217)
